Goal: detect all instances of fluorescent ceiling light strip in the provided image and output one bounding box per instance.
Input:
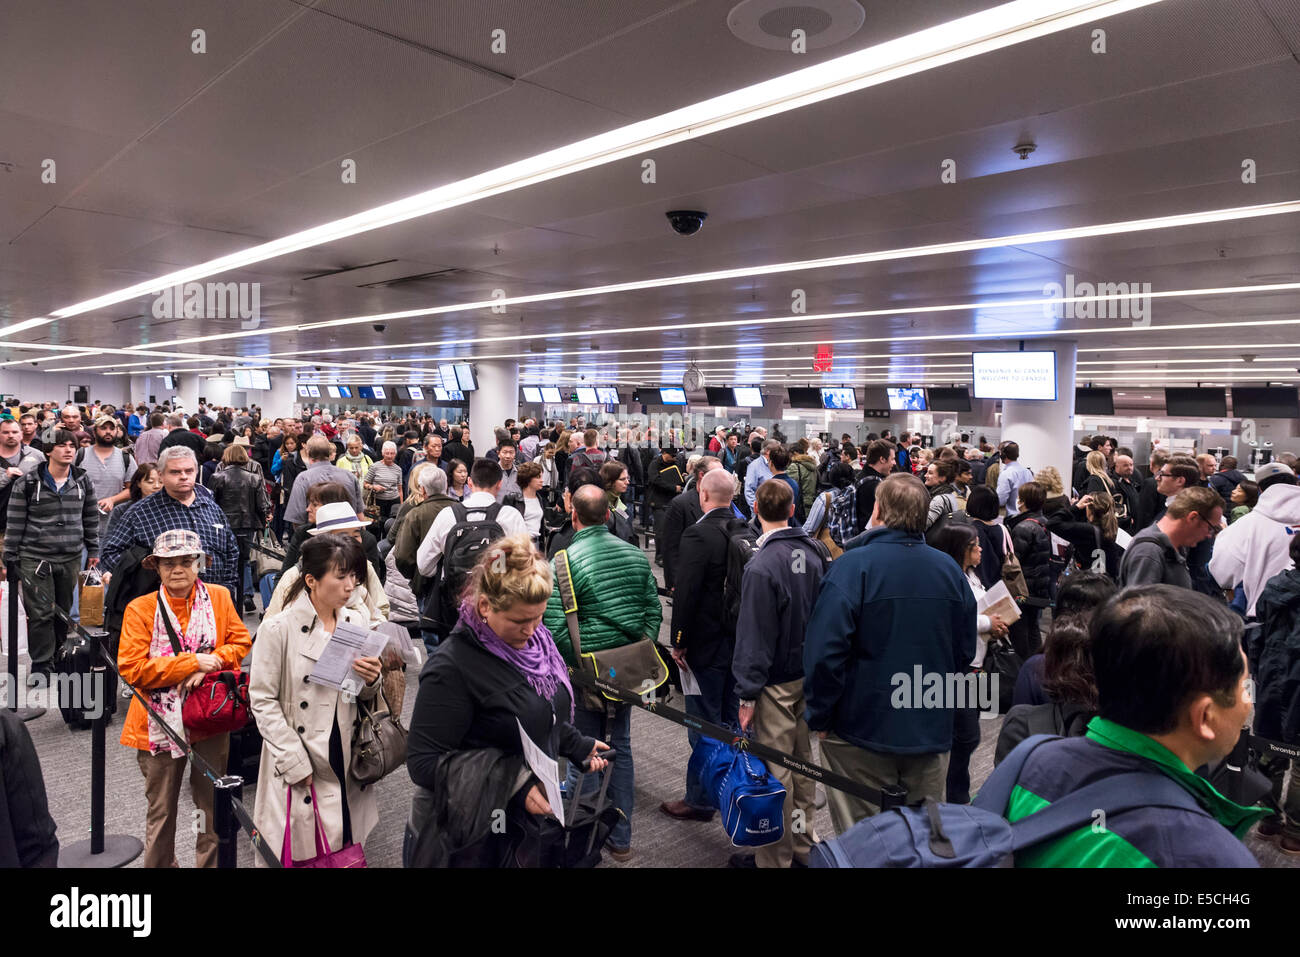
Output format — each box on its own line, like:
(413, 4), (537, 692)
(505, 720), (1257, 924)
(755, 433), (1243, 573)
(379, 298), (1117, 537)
(28, 0), (1164, 332)
(123, 205), (1300, 355)
(0, 318), (54, 339)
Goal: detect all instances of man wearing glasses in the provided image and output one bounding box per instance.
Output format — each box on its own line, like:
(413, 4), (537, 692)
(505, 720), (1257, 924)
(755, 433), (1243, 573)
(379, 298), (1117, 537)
(1119, 487), (1223, 589)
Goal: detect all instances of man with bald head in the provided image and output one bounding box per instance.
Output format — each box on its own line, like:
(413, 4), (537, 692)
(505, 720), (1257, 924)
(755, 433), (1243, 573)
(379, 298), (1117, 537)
(660, 455), (728, 590)
(662, 467), (744, 822)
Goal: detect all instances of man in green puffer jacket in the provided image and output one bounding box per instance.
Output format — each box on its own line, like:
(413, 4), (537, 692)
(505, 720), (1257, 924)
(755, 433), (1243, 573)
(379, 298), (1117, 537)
(788, 439), (820, 518)
(544, 484), (663, 860)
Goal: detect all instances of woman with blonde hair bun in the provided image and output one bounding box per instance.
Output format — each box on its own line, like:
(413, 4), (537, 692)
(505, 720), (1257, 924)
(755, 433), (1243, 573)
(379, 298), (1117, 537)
(404, 534), (609, 867)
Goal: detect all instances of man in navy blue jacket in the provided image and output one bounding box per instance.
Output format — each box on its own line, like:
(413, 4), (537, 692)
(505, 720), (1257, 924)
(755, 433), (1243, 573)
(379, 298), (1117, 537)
(804, 472), (977, 832)
(733, 478), (829, 868)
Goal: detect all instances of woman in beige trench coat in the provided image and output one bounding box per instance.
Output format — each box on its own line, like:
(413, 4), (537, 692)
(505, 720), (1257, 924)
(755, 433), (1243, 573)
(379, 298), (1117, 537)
(250, 533), (384, 866)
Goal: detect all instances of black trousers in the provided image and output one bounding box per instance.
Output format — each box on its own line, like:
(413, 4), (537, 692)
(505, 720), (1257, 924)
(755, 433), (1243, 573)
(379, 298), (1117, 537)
(946, 691), (982, 805)
(1009, 607), (1043, 661)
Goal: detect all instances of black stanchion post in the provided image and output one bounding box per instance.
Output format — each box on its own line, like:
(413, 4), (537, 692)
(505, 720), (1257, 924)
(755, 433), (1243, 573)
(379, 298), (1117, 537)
(4, 559), (45, 720)
(213, 775), (244, 869)
(58, 627), (142, 868)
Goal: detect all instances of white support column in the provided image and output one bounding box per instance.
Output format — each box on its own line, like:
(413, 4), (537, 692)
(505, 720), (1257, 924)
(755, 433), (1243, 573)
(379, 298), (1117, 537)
(468, 360), (519, 454)
(263, 371), (300, 419)
(997, 341), (1079, 482)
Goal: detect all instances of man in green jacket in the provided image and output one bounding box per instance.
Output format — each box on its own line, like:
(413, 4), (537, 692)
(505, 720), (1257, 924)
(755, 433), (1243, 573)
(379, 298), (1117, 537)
(545, 484), (662, 861)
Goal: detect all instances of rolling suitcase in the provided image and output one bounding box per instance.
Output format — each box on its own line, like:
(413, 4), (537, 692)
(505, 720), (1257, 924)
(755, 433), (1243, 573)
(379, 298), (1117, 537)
(51, 634), (95, 730)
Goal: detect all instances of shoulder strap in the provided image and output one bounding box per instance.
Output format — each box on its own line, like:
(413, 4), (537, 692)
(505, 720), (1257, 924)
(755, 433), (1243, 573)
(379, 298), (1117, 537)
(553, 549), (582, 658)
(158, 597), (183, 656)
(972, 734), (1061, 816)
(1008, 771), (1205, 852)
(483, 502), (503, 522)
(74, 447), (85, 467)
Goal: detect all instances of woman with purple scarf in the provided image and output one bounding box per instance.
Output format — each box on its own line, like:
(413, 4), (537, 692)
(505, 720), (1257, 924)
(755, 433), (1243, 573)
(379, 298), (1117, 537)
(404, 534), (609, 867)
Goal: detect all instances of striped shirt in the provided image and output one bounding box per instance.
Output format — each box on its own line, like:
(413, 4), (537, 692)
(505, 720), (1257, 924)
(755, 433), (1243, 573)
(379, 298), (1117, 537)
(364, 462), (403, 501)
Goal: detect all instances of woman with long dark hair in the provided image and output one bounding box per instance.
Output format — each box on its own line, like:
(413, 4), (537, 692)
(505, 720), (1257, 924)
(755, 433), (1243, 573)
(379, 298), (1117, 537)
(250, 534), (383, 866)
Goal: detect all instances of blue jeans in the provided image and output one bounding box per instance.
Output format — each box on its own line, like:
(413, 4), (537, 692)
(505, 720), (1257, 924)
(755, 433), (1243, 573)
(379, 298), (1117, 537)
(684, 663), (738, 810)
(259, 572), (276, 609)
(564, 704), (633, 850)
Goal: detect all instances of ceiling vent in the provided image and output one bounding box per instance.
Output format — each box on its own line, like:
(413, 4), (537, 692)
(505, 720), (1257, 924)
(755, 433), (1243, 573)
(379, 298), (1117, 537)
(728, 0), (865, 51)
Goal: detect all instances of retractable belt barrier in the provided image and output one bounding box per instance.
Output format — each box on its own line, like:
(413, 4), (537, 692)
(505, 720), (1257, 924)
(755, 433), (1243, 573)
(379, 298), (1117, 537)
(43, 593), (282, 868)
(566, 669), (908, 811)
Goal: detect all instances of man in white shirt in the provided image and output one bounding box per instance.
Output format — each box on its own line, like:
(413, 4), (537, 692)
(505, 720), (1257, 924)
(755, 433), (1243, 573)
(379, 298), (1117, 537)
(416, 458), (528, 577)
(996, 441), (1035, 516)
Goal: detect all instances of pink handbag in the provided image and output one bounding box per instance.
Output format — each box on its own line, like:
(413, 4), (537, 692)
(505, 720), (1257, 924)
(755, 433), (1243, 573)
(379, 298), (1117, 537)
(281, 784), (367, 868)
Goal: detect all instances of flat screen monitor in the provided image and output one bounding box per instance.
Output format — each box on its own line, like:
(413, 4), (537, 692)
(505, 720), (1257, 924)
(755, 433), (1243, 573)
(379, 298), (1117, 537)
(433, 387), (450, 401)
(1232, 387), (1300, 419)
(325, 385), (341, 398)
(1075, 387), (1114, 416)
(338, 385), (352, 398)
(927, 387), (971, 412)
(371, 386), (386, 400)
(161, 374), (174, 390)
(660, 387), (687, 405)
(357, 386), (375, 399)
(407, 385), (424, 401)
(635, 388), (662, 405)
(234, 369), (270, 390)
(306, 385), (320, 398)
(860, 386), (890, 411)
(540, 387), (563, 403)
(887, 387), (926, 411)
(297, 385), (311, 398)
(787, 387), (822, 409)
(971, 351), (1058, 400)
(596, 387), (619, 405)
(733, 386), (763, 407)
(821, 387), (857, 410)
(575, 387), (598, 404)
(438, 364), (456, 388)
(704, 386), (734, 406)
(392, 386), (411, 401)
(522, 387), (543, 403)
(1165, 387), (1227, 417)
(454, 364), (477, 392)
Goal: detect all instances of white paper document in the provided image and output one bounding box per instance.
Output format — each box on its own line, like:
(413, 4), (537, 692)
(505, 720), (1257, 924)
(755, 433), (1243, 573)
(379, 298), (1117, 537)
(1115, 527), (1133, 550)
(977, 580), (1022, 625)
(516, 718), (565, 826)
(373, 620), (425, 669)
(676, 659), (701, 696)
(308, 619), (390, 694)
(1049, 532), (1072, 559)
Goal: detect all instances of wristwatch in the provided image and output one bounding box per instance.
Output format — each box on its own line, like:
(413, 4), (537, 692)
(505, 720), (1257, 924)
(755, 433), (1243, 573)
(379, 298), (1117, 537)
(740, 699), (756, 709)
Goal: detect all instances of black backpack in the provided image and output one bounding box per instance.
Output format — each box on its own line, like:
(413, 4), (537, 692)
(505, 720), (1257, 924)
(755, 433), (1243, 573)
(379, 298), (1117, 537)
(720, 520), (760, 632)
(925, 494), (971, 547)
(435, 502), (506, 631)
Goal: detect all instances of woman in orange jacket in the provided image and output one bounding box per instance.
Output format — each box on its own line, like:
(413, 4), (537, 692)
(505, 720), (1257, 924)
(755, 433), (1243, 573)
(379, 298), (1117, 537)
(118, 529), (251, 868)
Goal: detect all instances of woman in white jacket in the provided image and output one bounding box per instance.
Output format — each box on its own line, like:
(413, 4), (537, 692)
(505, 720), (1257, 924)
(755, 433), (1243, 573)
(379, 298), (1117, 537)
(932, 524), (1009, 805)
(250, 534), (384, 866)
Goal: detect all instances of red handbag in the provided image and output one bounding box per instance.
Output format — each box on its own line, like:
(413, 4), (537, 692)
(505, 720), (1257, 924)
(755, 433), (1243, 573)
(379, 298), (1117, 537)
(161, 602), (250, 736)
(282, 784), (367, 868)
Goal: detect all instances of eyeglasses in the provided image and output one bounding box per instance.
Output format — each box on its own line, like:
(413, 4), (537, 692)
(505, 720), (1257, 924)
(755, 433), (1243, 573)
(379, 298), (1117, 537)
(1194, 513), (1221, 536)
(1155, 470), (1172, 479)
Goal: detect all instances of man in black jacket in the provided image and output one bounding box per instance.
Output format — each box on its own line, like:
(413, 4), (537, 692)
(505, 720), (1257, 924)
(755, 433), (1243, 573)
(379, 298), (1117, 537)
(442, 426), (474, 472)
(648, 447), (684, 565)
(853, 439), (894, 533)
(661, 469), (741, 822)
(1112, 452), (1141, 534)
(660, 457), (724, 589)
(156, 413), (207, 459)
(0, 710), (59, 866)
(732, 479), (828, 868)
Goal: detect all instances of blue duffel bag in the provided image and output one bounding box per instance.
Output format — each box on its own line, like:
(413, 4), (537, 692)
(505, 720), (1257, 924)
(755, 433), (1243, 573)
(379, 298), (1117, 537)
(688, 734), (786, 848)
(809, 735), (1204, 867)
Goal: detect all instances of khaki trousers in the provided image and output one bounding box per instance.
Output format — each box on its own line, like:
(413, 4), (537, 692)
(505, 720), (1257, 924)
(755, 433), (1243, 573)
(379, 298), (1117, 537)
(819, 732), (948, 835)
(753, 679), (818, 868)
(136, 734), (230, 868)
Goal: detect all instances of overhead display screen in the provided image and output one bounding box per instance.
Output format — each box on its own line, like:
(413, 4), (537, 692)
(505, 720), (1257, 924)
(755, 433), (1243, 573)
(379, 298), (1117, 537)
(540, 387), (563, 403)
(1165, 387), (1227, 417)
(926, 387), (971, 412)
(971, 351), (1058, 400)
(306, 385), (320, 398)
(407, 385), (424, 400)
(660, 387), (688, 405)
(575, 387), (598, 404)
(787, 387), (822, 409)
(1075, 387), (1114, 416)
(325, 385), (341, 398)
(887, 387), (927, 411)
(454, 364), (477, 392)
(297, 385), (311, 398)
(522, 387), (543, 402)
(596, 387), (619, 405)
(234, 369), (270, 390)
(1232, 387), (1300, 419)
(821, 388), (857, 410)
(733, 387), (763, 407)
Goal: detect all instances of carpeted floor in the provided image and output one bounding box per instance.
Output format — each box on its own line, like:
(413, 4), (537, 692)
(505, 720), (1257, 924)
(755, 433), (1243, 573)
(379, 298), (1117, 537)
(10, 532), (1297, 868)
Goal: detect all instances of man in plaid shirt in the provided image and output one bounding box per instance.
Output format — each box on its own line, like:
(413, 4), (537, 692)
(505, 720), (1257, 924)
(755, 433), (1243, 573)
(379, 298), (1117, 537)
(100, 446), (239, 593)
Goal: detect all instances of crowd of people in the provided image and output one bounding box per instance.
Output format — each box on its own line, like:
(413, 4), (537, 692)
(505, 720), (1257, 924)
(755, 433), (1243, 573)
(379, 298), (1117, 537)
(1, 395), (1297, 870)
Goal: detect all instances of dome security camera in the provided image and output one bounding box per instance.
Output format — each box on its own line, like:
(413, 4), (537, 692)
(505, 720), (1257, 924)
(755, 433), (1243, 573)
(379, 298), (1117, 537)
(666, 210), (708, 236)
(373, 324), (387, 333)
